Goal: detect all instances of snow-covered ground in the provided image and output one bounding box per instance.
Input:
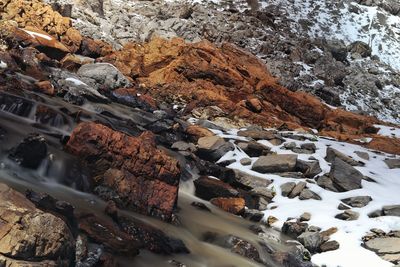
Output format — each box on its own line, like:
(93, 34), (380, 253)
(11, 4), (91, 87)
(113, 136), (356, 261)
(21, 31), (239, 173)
(213, 128), (400, 267)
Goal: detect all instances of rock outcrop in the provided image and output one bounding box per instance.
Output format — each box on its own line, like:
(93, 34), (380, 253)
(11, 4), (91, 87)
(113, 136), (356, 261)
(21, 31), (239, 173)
(65, 122), (181, 221)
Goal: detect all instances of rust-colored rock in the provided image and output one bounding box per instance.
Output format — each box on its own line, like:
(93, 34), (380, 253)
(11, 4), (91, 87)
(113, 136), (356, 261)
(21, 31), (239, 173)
(185, 125), (215, 140)
(79, 37), (113, 58)
(65, 122), (181, 221)
(35, 80), (55, 96)
(210, 197), (246, 215)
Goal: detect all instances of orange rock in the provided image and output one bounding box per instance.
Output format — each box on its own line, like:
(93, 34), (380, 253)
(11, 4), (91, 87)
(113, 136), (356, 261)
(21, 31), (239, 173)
(35, 80), (54, 96)
(210, 197), (246, 215)
(60, 54), (94, 71)
(185, 125), (215, 140)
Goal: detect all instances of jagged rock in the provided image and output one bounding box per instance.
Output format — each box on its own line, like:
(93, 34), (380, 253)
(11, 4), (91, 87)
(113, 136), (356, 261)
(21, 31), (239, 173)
(194, 176), (239, 201)
(297, 232), (323, 253)
(295, 160), (322, 178)
(384, 159), (400, 169)
(77, 63), (131, 91)
(0, 183), (74, 266)
(197, 136), (234, 161)
(299, 189), (321, 200)
(282, 221), (308, 238)
(335, 210), (360, 221)
(8, 134), (47, 169)
(341, 196), (372, 208)
(325, 147), (364, 166)
(281, 182), (296, 197)
(252, 154), (298, 173)
(65, 122), (181, 221)
(289, 182), (307, 198)
(210, 197), (245, 215)
(316, 175), (339, 192)
(329, 158), (363, 192)
(320, 240), (340, 252)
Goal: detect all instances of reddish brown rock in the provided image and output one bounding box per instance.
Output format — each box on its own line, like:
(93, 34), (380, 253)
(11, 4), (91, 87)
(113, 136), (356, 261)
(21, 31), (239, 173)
(35, 80), (55, 96)
(210, 197), (246, 215)
(185, 125), (215, 141)
(65, 122), (181, 221)
(79, 37), (113, 58)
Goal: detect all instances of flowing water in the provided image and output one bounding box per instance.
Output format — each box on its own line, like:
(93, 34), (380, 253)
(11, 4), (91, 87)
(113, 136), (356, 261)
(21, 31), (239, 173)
(0, 90), (289, 267)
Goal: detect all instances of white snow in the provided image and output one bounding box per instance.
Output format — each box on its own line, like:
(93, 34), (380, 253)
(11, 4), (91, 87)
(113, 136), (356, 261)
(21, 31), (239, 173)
(22, 29), (53, 41)
(214, 127), (400, 267)
(375, 125), (400, 139)
(65, 77), (88, 86)
(0, 61), (7, 69)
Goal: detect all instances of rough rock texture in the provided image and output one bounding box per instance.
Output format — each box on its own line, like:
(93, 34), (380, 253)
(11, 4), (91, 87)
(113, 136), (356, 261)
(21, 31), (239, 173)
(65, 122), (181, 221)
(0, 183), (74, 266)
(210, 197), (245, 215)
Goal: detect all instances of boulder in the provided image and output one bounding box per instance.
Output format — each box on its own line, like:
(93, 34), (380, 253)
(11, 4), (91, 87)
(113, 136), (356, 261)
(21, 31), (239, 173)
(295, 160), (322, 178)
(193, 176), (239, 201)
(384, 159), (400, 169)
(252, 154), (298, 173)
(282, 221), (308, 238)
(320, 240), (340, 252)
(8, 134), (47, 169)
(299, 189), (321, 200)
(232, 170), (272, 190)
(325, 147), (364, 166)
(329, 158), (363, 192)
(281, 182), (296, 197)
(341, 196), (372, 208)
(197, 136), (234, 161)
(65, 122), (181, 221)
(289, 182), (307, 199)
(238, 141), (271, 157)
(210, 197), (245, 215)
(383, 205), (400, 216)
(335, 210), (360, 221)
(0, 184), (74, 266)
(297, 232), (323, 253)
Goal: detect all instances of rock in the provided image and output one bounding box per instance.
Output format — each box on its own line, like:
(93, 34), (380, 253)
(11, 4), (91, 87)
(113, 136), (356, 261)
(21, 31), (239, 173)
(338, 203), (351, 210)
(210, 197), (245, 215)
(243, 209), (264, 222)
(384, 159), (400, 169)
(335, 210), (360, 221)
(194, 176), (239, 201)
(0, 183), (74, 266)
(382, 205), (400, 216)
(246, 98), (263, 113)
(329, 158), (363, 192)
(355, 151), (370, 160)
(191, 202), (211, 212)
(299, 189), (321, 200)
(197, 136), (234, 161)
(78, 213), (140, 255)
(297, 232), (323, 253)
(66, 122), (181, 221)
(320, 227), (338, 238)
(240, 158), (252, 166)
(348, 41), (372, 58)
(252, 154), (298, 173)
(281, 182), (296, 197)
(300, 212), (311, 222)
(221, 235), (262, 264)
(284, 142), (297, 149)
(237, 130), (277, 140)
(296, 160), (322, 178)
(364, 237), (400, 254)
(320, 240), (340, 252)
(282, 221), (308, 238)
(300, 143), (317, 152)
(289, 182), (307, 198)
(325, 147), (364, 166)
(185, 125), (215, 140)
(341, 196), (372, 208)
(77, 63), (131, 91)
(316, 175), (339, 192)
(172, 141), (196, 152)
(8, 134), (47, 169)
(239, 141), (271, 157)
(233, 170), (272, 190)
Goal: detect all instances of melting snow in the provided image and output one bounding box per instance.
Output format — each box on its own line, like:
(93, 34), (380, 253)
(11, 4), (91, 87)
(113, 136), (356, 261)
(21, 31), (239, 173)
(0, 61), (7, 69)
(22, 29), (53, 41)
(65, 77), (88, 86)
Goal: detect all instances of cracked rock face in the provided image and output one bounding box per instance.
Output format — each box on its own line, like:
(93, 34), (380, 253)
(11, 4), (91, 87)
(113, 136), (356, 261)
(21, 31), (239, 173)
(0, 183), (75, 266)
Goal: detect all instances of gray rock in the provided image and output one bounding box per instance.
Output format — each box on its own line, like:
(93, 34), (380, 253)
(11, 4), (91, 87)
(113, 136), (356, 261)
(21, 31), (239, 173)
(325, 147), (364, 166)
(300, 212), (311, 222)
(171, 141), (196, 152)
(364, 237), (400, 254)
(316, 175), (338, 192)
(250, 187), (275, 201)
(243, 209), (264, 222)
(197, 136), (234, 161)
(355, 151), (370, 160)
(77, 63), (131, 90)
(281, 182), (296, 197)
(296, 160), (322, 178)
(300, 143), (317, 152)
(335, 210), (360, 221)
(239, 141), (271, 157)
(341, 196), (372, 208)
(233, 170), (272, 190)
(338, 203), (351, 210)
(240, 158), (252, 166)
(289, 182), (307, 198)
(282, 221), (308, 238)
(384, 159), (400, 169)
(252, 154), (298, 173)
(297, 232), (323, 253)
(383, 205), (400, 216)
(292, 148), (314, 155)
(329, 158), (363, 192)
(320, 240), (340, 252)
(299, 189), (321, 200)
(284, 142), (297, 149)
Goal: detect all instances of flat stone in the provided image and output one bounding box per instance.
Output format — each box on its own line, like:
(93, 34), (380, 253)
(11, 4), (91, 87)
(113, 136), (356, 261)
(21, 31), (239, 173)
(240, 158), (252, 166)
(252, 154), (298, 173)
(250, 187), (275, 201)
(384, 159), (400, 169)
(355, 151), (370, 160)
(329, 158), (363, 192)
(383, 205), (400, 216)
(281, 182), (296, 197)
(335, 210), (359, 221)
(320, 240), (340, 252)
(240, 141), (271, 157)
(341, 196), (372, 208)
(289, 182), (307, 198)
(233, 170), (272, 190)
(237, 130), (276, 140)
(364, 237), (400, 254)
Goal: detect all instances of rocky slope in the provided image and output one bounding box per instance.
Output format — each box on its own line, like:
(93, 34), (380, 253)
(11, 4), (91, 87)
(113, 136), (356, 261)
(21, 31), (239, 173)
(0, 0), (399, 267)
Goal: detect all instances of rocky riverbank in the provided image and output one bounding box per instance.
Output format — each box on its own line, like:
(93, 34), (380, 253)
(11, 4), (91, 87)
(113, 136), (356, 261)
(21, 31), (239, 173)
(0, 0), (399, 266)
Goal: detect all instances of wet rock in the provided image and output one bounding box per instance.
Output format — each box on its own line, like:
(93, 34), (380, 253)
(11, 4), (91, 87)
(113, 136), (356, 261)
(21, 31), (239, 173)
(243, 209), (264, 222)
(252, 154), (298, 173)
(325, 147), (364, 166)
(0, 183), (74, 266)
(297, 232), (323, 253)
(341, 196), (372, 208)
(210, 197), (245, 215)
(289, 182), (307, 198)
(299, 189), (321, 200)
(320, 240), (340, 252)
(384, 159), (400, 169)
(77, 63), (131, 91)
(382, 205), (400, 216)
(281, 182), (296, 197)
(282, 221), (308, 238)
(329, 158), (363, 192)
(66, 122), (181, 221)
(197, 136), (234, 161)
(8, 134), (47, 169)
(191, 202), (211, 212)
(221, 235), (262, 264)
(335, 210), (360, 221)
(78, 213), (140, 255)
(193, 176), (239, 201)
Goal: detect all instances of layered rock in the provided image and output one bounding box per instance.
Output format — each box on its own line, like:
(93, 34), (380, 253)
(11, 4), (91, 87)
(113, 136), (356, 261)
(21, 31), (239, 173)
(65, 122), (181, 221)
